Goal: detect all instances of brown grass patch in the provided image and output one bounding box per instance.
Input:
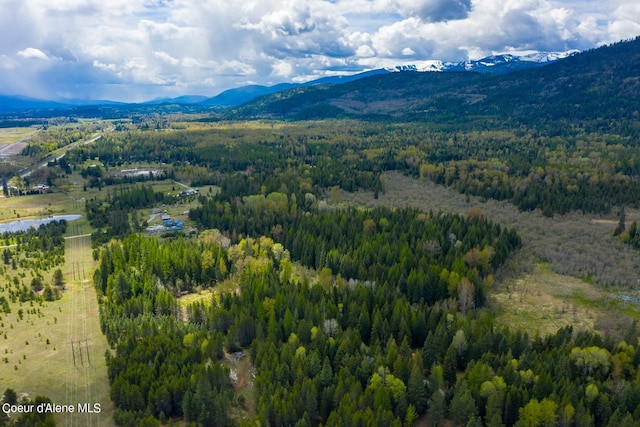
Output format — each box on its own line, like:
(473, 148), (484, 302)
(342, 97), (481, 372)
(343, 172), (640, 336)
(490, 264), (598, 336)
(346, 171), (640, 288)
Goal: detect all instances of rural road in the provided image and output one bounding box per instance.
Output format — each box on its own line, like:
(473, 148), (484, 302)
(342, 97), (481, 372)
(19, 133), (102, 178)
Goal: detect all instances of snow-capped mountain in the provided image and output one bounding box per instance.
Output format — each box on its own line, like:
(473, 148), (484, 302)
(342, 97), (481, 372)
(386, 50), (579, 74)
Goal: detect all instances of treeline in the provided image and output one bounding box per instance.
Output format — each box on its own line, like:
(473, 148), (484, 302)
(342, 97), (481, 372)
(63, 121), (640, 216)
(621, 221), (640, 250)
(20, 125), (94, 161)
(94, 202), (522, 425)
(95, 234), (233, 426)
(64, 124), (388, 194)
(1, 220), (66, 271)
(86, 185), (172, 245)
(0, 390), (57, 426)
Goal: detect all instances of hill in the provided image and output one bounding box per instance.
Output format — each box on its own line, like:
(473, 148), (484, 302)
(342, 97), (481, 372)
(0, 95), (71, 111)
(229, 37), (640, 131)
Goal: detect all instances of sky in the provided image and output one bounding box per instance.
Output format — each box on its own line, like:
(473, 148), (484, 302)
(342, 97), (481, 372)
(1, 0), (639, 102)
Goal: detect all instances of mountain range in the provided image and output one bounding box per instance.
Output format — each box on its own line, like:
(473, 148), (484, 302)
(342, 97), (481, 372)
(384, 50), (578, 74)
(229, 37), (640, 128)
(0, 49), (579, 112)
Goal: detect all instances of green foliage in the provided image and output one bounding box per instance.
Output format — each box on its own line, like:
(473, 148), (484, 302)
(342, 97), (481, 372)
(192, 199), (520, 308)
(517, 398), (558, 427)
(95, 227), (640, 425)
(87, 184), (175, 245)
(0, 220), (66, 272)
(82, 111), (640, 427)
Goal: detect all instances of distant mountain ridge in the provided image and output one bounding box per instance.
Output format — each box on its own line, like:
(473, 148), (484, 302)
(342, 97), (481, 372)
(0, 95), (71, 111)
(229, 37), (640, 126)
(152, 51), (577, 107)
(198, 69), (391, 107)
(0, 49), (578, 112)
(387, 50), (578, 74)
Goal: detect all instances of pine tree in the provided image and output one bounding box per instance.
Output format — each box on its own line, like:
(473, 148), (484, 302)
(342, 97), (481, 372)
(428, 391), (446, 426)
(407, 358), (428, 413)
(449, 382), (477, 426)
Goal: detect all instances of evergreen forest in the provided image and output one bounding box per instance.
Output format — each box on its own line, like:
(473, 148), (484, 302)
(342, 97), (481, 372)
(2, 36), (640, 427)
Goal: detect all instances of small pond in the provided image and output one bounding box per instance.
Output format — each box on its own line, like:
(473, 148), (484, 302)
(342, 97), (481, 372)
(0, 215), (82, 234)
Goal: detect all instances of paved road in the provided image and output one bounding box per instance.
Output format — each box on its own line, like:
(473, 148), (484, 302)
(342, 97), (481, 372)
(19, 133), (102, 178)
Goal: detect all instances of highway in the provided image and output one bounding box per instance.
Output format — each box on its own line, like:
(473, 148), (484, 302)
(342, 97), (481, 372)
(18, 133), (102, 179)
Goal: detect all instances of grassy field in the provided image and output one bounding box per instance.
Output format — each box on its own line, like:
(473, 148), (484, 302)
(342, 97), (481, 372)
(492, 263), (609, 336)
(0, 227), (114, 426)
(0, 191), (85, 223)
(0, 127), (38, 145)
(346, 172), (640, 337)
(0, 171), (219, 425)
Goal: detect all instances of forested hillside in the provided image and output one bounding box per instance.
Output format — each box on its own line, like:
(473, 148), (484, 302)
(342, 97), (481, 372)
(231, 37), (640, 132)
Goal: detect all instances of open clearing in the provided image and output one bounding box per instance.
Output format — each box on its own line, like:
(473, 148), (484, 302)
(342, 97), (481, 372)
(0, 191), (83, 223)
(346, 172), (640, 336)
(0, 225), (114, 426)
(0, 127), (38, 144)
(0, 127), (39, 157)
(224, 351), (256, 422)
(489, 263), (637, 337)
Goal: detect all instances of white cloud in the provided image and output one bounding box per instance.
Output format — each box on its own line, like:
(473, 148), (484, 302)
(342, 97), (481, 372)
(0, 0), (639, 101)
(272, 60), (294, 77)
(181, 57), (203, 68)
(17, 47), (49, 60)
(356, 45), (376, 57)
(93, 60), (117, 71)
(154, 51), (180, 65)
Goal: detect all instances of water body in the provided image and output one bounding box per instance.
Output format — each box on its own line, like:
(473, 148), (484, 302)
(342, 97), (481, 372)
(0, 214), (82, 234)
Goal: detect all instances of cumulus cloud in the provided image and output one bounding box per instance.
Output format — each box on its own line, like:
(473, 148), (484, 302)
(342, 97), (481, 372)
(17, 48), (49, 60)
(93, 60), (117, 72)
(0, 0), (638, 101)
(398, 0), (473, 22)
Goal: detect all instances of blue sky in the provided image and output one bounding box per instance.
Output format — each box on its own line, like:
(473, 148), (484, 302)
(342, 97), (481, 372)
(1, 0), (639, 102)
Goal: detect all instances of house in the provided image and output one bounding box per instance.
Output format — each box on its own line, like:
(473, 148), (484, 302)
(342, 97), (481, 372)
(178, 188), (200, 197)
(145, 225), (165, 233)
(164, 219), (183, 231)
(30, 184), (51, 194)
